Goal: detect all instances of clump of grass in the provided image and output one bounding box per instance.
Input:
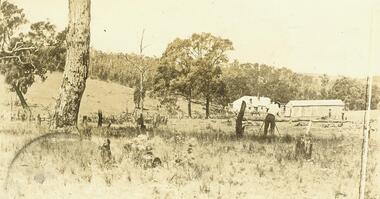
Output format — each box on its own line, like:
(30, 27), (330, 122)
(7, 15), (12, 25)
(281, 133), (293, 143)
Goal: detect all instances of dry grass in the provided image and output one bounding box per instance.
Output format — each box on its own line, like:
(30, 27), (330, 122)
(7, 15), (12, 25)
(0, 119), (379, 199)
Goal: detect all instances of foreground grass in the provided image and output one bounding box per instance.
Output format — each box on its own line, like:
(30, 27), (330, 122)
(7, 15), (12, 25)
(0, 120), (379, 199)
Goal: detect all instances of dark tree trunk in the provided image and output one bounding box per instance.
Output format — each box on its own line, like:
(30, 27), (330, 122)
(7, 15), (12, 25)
(205, 97), (210, 119)
(13, 84), (29, 110)
(236, 101), (246, 138)
(187, 97), (192, 118)
(53, 0), (91, 128)
(137, 113), (146, 130)
(36, 114), (41, 125)
(97, 109), (103, 127)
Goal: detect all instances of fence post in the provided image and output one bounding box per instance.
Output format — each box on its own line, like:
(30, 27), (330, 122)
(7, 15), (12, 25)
(236, 101), (246, 138)
(358, 75), (373, 199)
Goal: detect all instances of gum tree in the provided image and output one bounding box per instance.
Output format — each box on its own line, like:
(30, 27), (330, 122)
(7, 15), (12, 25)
(53, 0), (91, 128)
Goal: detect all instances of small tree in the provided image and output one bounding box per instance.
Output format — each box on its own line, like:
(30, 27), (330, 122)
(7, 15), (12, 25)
(124, 29), (152, 120)
(320, 74), (330, 99)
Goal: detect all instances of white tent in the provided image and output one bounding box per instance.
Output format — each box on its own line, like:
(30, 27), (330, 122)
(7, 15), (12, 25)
(230, 96), (271, 113)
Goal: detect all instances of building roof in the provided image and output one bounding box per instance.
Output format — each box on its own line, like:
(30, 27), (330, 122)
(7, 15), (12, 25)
(287, 99), (345, 107)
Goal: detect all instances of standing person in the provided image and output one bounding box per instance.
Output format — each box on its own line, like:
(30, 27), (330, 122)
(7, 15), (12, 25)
(264, 101), (280, 137)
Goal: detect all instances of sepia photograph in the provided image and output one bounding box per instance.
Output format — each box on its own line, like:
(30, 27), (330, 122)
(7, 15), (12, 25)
(0, 0), (380, 198)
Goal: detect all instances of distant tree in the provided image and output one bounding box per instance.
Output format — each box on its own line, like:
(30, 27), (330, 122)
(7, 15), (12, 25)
(157, 33), (233, 118)
(124, 29), (157, 123)
(320, 74), (330, 99)
(53, 0), (91, 128)
(221, 61), (255, 103)
(222, 61), (329, 105)
(371, 85), (380, 109)
(328, 77), (365, 110)
(264, 67), (299, 103)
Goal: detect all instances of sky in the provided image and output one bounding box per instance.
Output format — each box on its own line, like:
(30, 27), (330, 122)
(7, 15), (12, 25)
(8, 0), (380, 77)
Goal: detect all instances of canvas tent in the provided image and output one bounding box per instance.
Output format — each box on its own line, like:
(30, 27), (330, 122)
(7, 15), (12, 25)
(230, 96), (271, 113)
(285, 99), (345, 119)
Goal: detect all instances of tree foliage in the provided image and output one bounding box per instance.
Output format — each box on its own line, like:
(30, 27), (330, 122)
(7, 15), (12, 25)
(156, 37), (197, 117)
(89, 50), (158, 89)
(328, 77), (380, 110)
(155, 33), (233, 118)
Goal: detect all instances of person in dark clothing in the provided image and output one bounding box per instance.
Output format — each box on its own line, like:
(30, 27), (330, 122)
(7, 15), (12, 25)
(264, 102), (280, 137)
(264, 114), (276, 136)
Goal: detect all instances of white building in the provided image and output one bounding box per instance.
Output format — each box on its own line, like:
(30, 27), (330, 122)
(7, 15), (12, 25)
(230, 96), (271, 113)
(285, 99), (345, 119)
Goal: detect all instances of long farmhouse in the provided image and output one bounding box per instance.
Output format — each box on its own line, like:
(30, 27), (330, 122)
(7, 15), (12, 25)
(285, 99), (345, 119)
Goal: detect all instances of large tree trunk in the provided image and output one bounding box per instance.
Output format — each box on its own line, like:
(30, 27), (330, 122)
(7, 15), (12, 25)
(53, 0), (91, 128)
(205, 97), (210, 119)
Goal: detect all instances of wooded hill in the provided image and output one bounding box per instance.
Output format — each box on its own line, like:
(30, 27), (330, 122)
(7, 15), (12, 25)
(88, 49), (380, 115)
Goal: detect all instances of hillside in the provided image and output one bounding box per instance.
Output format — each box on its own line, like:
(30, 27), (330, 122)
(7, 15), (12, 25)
(0, 72), (204, 118)
(304, 73), (380, 88)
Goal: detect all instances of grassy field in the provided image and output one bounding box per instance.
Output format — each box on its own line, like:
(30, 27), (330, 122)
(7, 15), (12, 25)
(0, 118), (379, 199)
(1, 73), (380, 198)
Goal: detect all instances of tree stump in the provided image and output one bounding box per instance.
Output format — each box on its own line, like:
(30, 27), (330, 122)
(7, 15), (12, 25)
(98, 109), (103, 127)
(236, 101), (246, 138)
(83, 115), (88, 124)
(137, 113), (146, 130)
(81, 115), (91, 138)
(294, 136), (313, 159)
(36, 114), (41, 126)
(100, 139), (112, 165)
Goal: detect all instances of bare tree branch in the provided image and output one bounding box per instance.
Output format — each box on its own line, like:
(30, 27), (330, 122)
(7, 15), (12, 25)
(139, 29), (145, 55)
(11, 41), (23, 51)
(13, 46), (37, 52)
(1, 42), (37, 54)
(0, 55), (28, 64)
